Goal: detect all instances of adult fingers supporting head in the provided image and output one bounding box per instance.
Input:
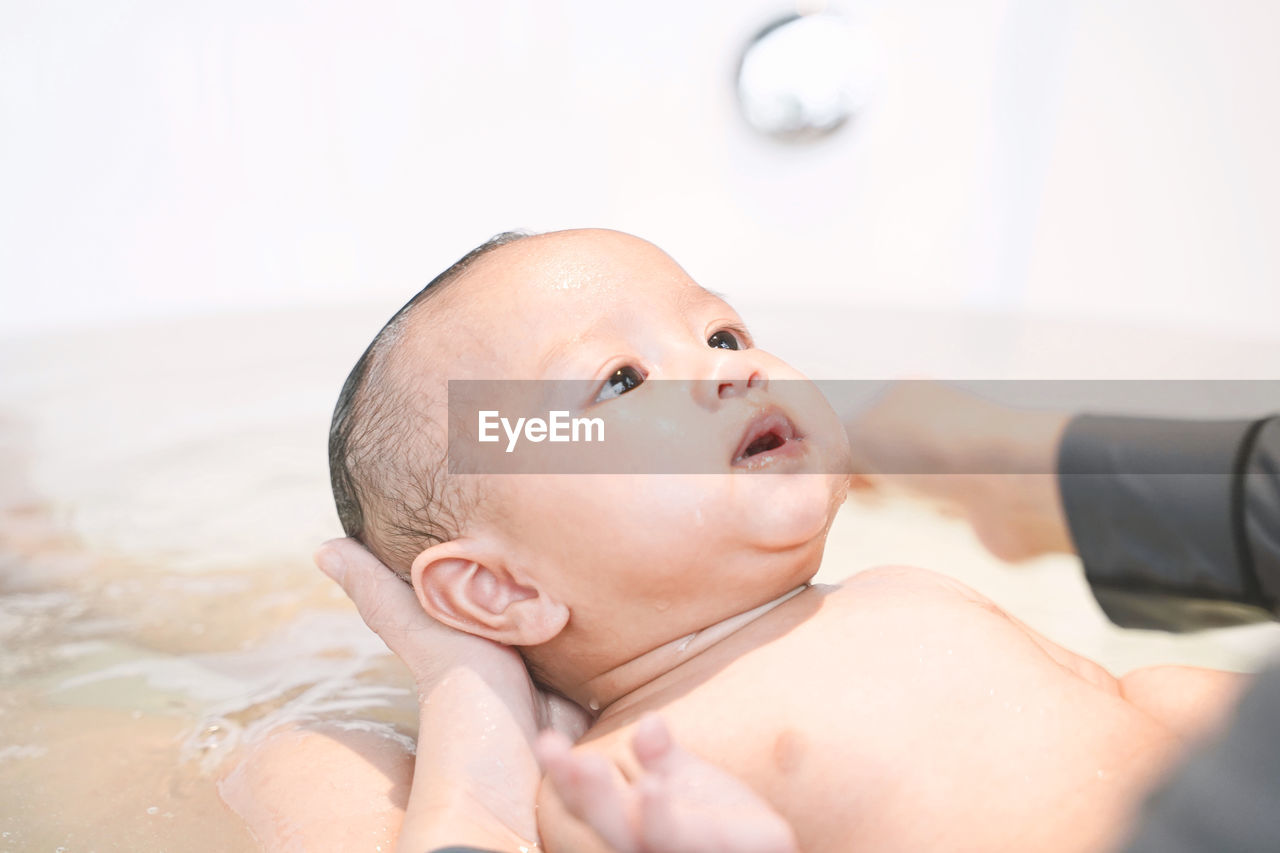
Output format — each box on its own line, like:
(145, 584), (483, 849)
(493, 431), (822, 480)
(313, 537), (424, 643)
(316, 537), (375, 591)
(314, 538), (546, 709)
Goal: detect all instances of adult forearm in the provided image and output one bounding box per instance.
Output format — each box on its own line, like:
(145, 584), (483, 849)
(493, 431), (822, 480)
(842, 381), (1075, 561)
(398, 665), (542, 853)
(314, 540), (556, 853)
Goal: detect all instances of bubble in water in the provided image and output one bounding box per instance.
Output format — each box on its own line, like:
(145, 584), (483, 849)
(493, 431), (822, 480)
(146, 806), (159, 815)
(192, 718), (235, 755)
(588, 698), (601, 712)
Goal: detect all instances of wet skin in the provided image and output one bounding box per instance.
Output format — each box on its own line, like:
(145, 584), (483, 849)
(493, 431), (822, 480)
(539, 567), (1213, 853)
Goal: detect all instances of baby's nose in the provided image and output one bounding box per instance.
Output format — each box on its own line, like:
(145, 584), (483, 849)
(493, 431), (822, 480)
(709, 353), (768, 399)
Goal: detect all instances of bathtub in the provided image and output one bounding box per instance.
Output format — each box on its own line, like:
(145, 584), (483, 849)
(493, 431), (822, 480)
(2, 303), (1278, 849)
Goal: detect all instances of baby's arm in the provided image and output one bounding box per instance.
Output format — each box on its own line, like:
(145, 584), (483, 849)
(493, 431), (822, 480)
(919, 566), (1251, 740)
(1116, 665), (1251, 742)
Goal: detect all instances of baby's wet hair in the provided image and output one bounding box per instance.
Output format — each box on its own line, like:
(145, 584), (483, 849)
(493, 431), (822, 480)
(328, 230), (532, 578)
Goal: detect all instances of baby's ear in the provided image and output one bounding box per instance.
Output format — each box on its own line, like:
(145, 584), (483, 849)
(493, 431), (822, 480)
(410, 539), (568, 646)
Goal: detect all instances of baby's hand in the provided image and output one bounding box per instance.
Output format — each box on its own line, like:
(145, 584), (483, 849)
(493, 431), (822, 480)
(536, 714), (798, 853)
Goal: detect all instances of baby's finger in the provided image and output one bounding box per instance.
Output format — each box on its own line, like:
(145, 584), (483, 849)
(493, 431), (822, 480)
(639, 778), (799, 853)
(630, 713), (677, 775)
(536, 731), (638, 853)
(636, 776), (698, 853)
(632, 713), (715, 784)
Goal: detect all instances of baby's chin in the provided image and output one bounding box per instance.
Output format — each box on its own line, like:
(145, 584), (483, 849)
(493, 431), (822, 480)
(741, 470), (846, 554)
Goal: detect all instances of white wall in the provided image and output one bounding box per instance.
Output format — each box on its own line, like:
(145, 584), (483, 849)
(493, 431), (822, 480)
(3, 0), (1278, 338)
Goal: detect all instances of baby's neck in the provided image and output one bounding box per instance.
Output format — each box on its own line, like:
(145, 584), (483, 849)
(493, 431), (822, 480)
(570, 585), (809, 718)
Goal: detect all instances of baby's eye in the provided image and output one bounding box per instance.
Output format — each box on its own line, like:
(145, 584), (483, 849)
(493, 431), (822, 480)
(595, 365), (645, 402)
(707, 329), (743, 350)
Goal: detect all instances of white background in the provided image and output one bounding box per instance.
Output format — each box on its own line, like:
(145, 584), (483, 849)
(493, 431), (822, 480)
(3, 0), (1279, 339)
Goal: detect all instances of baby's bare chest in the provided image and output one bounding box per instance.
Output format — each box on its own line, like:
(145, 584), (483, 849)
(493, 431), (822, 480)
(649, 577), (1076, 750)
(584, 572), (1167, 850)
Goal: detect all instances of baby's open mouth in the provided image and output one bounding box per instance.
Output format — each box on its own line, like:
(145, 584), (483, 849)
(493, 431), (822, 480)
(732, 408), (802, 466)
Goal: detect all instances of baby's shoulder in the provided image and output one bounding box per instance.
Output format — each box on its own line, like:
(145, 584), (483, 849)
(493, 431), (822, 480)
(833, 563), (976, 594)
(826, 564), (1004, 612)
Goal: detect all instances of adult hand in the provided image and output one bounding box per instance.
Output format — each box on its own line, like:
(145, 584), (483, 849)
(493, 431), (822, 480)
(537, 714), (798, 853)
(315, 538), (590, 851)
(844, 381), (1075, 561)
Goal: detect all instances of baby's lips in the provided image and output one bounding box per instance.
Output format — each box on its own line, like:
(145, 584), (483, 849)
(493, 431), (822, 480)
(732, 406), (801, 465)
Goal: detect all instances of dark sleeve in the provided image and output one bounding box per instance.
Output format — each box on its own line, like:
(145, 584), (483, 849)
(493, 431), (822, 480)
(1115, 659), (1280, 852)
(1057, 415), (1280, 630)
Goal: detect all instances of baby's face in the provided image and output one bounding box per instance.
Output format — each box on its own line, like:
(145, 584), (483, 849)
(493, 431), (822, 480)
(416, 229), (851, 658)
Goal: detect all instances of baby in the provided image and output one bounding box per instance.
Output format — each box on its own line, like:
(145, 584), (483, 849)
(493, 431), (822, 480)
(319, 229), (1241, 852)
